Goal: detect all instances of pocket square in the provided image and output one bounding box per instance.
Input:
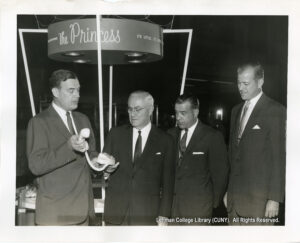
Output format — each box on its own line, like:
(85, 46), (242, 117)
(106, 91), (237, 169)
(155, 152), (161, 155)
(192, 152), (204, 155)
(252, 125), (261, 129)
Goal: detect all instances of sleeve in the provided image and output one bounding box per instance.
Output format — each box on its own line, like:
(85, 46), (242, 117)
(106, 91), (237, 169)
(26, 117), (77, 176)
(267, 105), (286, 203)
(159, 134), (176, 217)
(208, 131), (229, 208)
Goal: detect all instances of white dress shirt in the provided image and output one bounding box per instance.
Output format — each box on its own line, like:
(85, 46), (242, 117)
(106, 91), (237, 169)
(52, 102), (77, 134)
(180, 119), (198, 147)
(240, 91), (263, 132)
(132, 122), (152, 159)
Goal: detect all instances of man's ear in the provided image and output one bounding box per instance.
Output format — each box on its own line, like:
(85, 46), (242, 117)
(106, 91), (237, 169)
(149, 105), (154, 115)
(258, 78), (264, 89)
(193, 108), (199, 118)
(52, 87), (59, 98)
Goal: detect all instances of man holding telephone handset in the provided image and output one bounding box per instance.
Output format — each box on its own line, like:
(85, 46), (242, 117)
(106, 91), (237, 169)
(27, 69), (116, 226)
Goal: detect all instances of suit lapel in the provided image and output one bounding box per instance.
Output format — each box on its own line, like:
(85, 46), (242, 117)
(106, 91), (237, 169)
(48, 105), (71, 140)
(133, 125), (157, 174)
(127, 126), (134, 168)
(184, 122), (203, 155)
(233, 104), (244, 142)
(72, 112), (84, 134)
(174, 128), (181, 167)
(240, 94), (267, 141)
(176, 122), (204, 169)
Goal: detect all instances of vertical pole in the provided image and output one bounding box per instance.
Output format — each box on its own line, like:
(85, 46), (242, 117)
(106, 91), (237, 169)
(109, 65), (113, 130)
(96, 15), (105, 150)
(114, 103), (117, 127)
(156, 105), (159, 126)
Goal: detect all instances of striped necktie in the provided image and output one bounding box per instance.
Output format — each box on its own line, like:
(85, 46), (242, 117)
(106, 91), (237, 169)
(66, 111), (75, 135)
(237, 101), (250, 142)
(178, 128), (188, 166)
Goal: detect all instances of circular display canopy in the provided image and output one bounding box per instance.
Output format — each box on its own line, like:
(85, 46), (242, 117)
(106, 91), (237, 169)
(48, 18), (163, 64)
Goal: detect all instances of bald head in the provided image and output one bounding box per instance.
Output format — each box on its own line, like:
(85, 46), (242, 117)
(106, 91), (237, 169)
(127, 91), (154, 129)
(128, 91), (154, 107)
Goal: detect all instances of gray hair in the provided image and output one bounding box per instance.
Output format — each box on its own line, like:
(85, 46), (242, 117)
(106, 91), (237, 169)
(128, 90), (154, 107)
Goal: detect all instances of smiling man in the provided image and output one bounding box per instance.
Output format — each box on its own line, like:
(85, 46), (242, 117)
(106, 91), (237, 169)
(102, 90), (175, 225)
(224, 62), (286, 225)
(27, 69), (98, 225)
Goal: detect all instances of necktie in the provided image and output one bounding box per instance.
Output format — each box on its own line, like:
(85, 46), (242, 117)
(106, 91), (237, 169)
(66, 111), (75, 135)
(178, 128), (188, 166)
(133, 130), (142, 162)
(237, 101), (250, 142)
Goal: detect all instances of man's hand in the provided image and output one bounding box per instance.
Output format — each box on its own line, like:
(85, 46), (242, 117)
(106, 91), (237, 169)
(265, 200), (279, 218)
(91, 157), (108, 170)
(157, 216), (168, 226)
(68, 135), (88, 153)
(223, 192), (227, 208)
(91, 153), (120, 174)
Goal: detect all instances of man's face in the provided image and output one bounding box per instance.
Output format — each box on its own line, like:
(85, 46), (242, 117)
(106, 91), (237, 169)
(175, 101), (198, 129)
(52, 78), (80, 111)
(237, 67), (263, 101)
(128, 95), (153, 130)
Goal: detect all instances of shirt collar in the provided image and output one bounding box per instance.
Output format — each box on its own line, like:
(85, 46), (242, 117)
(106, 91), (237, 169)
(52, 101), (69, 117)
(247, 91), (263, 106)
(182, 119), (198, 134)
(133, 122), (152, 134)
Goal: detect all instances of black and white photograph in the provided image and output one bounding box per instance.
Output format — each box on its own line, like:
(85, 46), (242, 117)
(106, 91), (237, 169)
(1, 0), (300, 242)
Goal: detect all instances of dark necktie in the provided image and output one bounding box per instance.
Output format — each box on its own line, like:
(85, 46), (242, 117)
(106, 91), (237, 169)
(178, 128), (188, 166)
(237, 101), (250, 142)
(133, 130), (142, 162)
(66, 111), (75, 135)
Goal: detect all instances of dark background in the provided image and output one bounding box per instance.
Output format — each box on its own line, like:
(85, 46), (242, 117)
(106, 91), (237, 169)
(16, 15), (287, 224)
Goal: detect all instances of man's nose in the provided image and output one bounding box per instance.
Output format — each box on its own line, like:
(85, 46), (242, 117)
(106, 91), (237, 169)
(74, 90), (80, 98)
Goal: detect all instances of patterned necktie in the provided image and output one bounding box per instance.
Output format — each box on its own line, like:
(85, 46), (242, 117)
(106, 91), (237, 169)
(178, 128), (188, 166)
(237, 101), (250, 142)
(66, 111), (75, 135)
(133, 130), (142, 162)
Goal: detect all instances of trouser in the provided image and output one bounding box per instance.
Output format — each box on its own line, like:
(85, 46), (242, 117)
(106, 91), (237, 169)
(105, 207), (131, 226)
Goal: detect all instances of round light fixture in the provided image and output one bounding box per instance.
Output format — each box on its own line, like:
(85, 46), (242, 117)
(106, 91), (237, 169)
(63, 52), (83, 57)
(125, 52), (145, 58)
(74, 59), (90, 64)
(127, 59), (144, 64)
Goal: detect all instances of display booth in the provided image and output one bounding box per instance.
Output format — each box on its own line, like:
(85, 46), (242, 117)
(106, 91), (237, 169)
(17, 16), (192, 225)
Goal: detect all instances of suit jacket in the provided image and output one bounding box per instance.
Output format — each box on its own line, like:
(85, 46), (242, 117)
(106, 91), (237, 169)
(103, 124), (175, 225)
(168, 122), (229, 219)
(26, 105), (98, 225)
(227, 94), (286, 217)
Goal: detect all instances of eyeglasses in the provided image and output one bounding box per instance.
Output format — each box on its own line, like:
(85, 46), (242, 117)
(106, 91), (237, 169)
(127, 107), (145, 114)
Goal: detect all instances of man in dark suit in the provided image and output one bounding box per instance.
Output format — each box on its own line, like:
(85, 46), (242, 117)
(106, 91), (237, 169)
(168, 94), (228, 225)
(224, 62), (286, 225)
(27, 70), (98, 225)
(102, 91), (175, 225)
